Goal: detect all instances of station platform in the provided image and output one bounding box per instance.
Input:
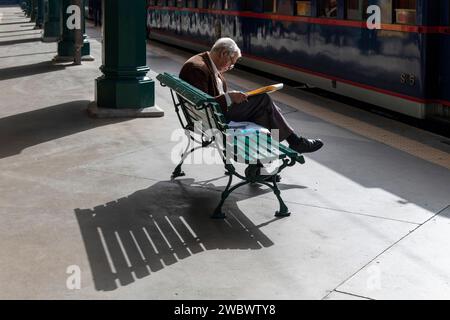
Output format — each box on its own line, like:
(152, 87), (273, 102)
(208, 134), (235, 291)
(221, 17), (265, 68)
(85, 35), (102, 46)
(1, 6), (450, 300)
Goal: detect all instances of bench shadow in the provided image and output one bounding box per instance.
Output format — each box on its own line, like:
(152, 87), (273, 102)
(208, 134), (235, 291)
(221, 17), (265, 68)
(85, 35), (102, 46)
(74, 178), (304, 291)
(0, 61), (65, 80)
(0, 100), (126, 159)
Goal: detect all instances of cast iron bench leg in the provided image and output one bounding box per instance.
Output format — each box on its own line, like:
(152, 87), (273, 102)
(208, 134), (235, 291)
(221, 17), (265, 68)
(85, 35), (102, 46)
(212, 175), (251, 219)
(272, 179), (291, 217)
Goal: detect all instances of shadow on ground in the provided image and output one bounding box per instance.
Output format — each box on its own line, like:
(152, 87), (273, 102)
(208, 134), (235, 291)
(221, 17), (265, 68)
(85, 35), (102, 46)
(0, 50), (55, 59)
(75, 178), (304, 291)
(0, 21), (29, 26)
(0, 36), (41, 46)
(0, 100), (127, 159)
(0, 28), (35, 33)
(0, 31), (41, 39)
(0, 60), (65, 80)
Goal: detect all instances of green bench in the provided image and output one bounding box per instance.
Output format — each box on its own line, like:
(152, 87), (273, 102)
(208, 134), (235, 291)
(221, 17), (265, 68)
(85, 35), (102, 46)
(156, 72), (305, 219)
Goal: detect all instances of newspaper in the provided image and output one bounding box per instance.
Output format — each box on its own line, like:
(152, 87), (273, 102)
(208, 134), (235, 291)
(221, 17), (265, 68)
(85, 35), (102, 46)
(245, 83), (284, 97)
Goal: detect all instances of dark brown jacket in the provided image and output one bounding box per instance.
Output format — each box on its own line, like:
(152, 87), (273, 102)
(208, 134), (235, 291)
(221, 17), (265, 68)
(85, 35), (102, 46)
(179, 52), (228, 113)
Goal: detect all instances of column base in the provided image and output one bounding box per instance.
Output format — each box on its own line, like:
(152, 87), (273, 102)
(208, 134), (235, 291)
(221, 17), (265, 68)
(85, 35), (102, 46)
(57, 40), (91, 59)
(96, 76), (156, 110)
(87, 102), (164, 118)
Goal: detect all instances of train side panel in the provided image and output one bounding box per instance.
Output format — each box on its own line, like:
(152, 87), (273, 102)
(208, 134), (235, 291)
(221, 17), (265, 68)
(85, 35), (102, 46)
(148, 7), (427, 117)
(439, 0), (450, 116)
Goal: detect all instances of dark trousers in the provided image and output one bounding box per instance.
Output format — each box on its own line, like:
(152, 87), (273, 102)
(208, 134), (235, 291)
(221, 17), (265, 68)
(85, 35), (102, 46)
(225, 93), (294, 141)
(93, 8), (101, 26)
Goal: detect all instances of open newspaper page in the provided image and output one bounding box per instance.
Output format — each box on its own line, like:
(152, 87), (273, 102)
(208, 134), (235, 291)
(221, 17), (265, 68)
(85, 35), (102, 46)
(245, 83), (284, 97)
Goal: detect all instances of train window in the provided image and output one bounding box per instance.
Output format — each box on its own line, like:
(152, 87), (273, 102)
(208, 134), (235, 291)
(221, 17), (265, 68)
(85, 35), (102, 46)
(263, 0), (277, 13)
(296, 1), (311, 16)
(224, 0), (240, 10)
(186, 0), (196, 7)
(246, 0), (275, 13)
(176, 0), (185, 7)
(394, 0), (416, 25)
(239, 0), (250, 11)
(197, 0), (206, 8)
(277, 0), (295, 15)
(208, 0), (223, 9)
(319, 0), (337, 18)
(346, 0), (368, 20)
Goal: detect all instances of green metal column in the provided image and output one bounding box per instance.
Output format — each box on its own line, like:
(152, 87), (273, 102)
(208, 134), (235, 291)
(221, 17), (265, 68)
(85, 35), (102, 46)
(35, 0), (44, 29)
(42, 0), (61, 42)
(93, 0), (161, 116)
(55, 0), (93, 61)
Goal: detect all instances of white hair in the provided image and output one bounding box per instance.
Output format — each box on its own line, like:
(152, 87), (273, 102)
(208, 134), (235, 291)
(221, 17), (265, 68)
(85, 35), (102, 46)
(211, 38), (241, 57)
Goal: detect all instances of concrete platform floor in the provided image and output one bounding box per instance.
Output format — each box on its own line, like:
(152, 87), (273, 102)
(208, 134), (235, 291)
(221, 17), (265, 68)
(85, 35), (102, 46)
(1, 7), (450, 300)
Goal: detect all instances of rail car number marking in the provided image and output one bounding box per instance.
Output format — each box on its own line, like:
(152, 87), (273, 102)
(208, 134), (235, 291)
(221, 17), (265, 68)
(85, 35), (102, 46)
(401, 73), (416, 86)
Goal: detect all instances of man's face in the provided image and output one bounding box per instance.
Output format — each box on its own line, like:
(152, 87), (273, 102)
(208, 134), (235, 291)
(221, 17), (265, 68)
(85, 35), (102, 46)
(218, 51), (241, 74)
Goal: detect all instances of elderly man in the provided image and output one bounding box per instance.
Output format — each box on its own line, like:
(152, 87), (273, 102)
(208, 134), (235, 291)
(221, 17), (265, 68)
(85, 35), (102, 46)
(93, 0), (102, 27)
(179, 38), (323, 154)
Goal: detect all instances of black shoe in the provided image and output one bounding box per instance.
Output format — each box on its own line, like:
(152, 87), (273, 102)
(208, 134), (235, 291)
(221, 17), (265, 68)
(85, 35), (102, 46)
(289, 138), (323, 154)
(262, 174), (281, 183)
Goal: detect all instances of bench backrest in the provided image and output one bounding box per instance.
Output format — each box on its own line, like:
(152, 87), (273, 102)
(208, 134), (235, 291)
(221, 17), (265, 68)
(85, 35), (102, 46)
(156, 73), (227, 136)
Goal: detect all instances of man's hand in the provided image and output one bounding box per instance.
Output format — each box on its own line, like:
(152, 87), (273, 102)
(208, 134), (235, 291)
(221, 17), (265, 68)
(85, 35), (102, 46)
(228, 91), (248, 104)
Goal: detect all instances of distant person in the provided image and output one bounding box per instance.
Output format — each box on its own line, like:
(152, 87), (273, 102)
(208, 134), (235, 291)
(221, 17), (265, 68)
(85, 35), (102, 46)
(324, 0), (337, 18)
(179, 38), (324, 154)
(93, 0), (102, 27)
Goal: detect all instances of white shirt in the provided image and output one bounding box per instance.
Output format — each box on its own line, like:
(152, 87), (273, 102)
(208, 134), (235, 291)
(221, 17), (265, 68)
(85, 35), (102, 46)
(208, 53), (232, 107)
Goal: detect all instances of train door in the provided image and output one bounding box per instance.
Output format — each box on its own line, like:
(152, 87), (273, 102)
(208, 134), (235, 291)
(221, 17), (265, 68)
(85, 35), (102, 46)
(439, 0), (450, 117)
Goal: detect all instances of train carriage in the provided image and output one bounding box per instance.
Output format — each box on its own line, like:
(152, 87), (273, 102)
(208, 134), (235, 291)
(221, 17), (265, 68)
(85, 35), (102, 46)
(439, 0), (450, 118)
(142, 0), (450, 120)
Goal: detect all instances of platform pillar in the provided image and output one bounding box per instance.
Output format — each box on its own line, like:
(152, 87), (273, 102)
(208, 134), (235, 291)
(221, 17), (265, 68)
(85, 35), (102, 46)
(42, 0), (61, 42)
(91, 0), (162, 117)
(55, 0), (93, 61)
